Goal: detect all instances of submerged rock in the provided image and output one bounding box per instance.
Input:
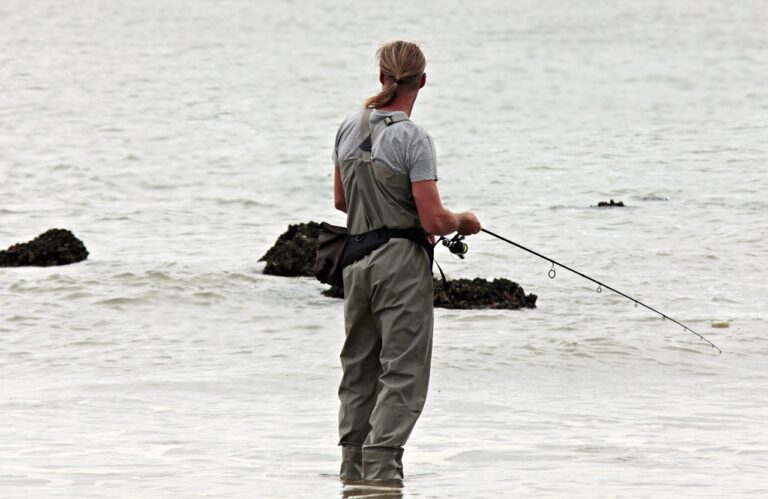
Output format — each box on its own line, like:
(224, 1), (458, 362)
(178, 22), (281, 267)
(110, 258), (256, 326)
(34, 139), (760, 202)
(596, 199), (625, 207)
(322, 278), (537, 310)
(638, 195), (669, 202)
(260, 222), (321, 277)
(0, 229), (89, 267)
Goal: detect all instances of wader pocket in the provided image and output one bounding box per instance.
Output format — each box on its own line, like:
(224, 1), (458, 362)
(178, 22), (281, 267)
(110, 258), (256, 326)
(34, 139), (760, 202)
(314, 222), (348, 288)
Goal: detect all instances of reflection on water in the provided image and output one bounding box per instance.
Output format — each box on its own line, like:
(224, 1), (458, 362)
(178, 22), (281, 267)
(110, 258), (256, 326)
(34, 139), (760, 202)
(341, 479), (404, 498)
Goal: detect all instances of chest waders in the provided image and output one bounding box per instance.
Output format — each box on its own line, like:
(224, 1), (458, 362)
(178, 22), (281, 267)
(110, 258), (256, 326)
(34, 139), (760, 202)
(337, 109), (434, 482)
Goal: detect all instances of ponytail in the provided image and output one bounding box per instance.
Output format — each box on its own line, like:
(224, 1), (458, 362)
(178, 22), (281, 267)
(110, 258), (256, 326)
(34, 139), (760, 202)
(364, 41), (426, 108)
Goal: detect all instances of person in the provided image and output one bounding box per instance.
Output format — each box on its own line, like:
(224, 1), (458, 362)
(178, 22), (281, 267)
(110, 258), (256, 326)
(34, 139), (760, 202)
(331, 40), (481, 483)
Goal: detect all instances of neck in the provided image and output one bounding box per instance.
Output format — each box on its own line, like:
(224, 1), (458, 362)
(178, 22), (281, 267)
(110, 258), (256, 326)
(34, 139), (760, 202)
(377, 88), (418, 116)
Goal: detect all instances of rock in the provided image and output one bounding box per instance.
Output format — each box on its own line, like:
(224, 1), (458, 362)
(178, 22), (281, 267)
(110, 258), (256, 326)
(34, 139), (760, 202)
(0, 229), (89, 267)
(260, 222), (321, 277)
(322, 285), (345, 299)
(710, 320), (730, 329)
(596, 199), (625, 207)
(433, 277), (537, 309)
(322, 278), (537, 310)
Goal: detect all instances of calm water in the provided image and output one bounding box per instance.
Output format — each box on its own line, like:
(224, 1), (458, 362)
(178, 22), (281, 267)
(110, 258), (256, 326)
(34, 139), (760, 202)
(1, 0), (767, 497)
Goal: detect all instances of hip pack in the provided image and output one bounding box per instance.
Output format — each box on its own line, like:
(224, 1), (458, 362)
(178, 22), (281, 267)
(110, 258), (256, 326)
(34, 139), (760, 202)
(314, 224), (433, 288)
(314, 222), (348, 288)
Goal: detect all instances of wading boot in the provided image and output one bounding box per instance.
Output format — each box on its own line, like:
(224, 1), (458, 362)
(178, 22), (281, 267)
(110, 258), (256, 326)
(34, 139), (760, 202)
(339, 444), (363, 482)
(362, 447), (404, 483)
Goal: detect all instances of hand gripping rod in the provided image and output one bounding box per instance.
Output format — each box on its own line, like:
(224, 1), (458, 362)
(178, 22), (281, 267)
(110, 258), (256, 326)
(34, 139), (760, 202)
(481, 228), (722, 354)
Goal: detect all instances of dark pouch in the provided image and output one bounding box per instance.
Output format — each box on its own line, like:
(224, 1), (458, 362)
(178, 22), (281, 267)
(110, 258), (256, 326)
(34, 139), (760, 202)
(314, 222), (348, 288)
(342, 229), (391, 268)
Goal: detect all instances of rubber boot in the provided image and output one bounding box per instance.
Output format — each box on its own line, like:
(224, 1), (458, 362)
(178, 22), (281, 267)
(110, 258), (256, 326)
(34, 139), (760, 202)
(362, 447), (404, 482)
(339, 444), (363, 482)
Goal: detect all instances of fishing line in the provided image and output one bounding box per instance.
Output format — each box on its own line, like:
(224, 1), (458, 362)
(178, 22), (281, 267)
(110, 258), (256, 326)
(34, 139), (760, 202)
(476, 228), (722, 354)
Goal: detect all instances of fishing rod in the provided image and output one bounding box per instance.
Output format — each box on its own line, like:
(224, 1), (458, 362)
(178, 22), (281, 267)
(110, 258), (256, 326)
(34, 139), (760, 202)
(442, 230), (722, 354)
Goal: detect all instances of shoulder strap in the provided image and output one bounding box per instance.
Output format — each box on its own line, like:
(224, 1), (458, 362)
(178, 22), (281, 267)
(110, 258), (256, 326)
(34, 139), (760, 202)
(358, 110), (409, 158)
(359, 108), (373, 139)
(371, 113), (409, 144)
(358, 108), (374, 155)
(384, 114), (409, 125)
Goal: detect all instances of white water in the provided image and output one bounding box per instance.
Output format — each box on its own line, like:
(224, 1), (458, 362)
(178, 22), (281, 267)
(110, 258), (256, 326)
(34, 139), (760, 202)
(1, 0), (767, 497)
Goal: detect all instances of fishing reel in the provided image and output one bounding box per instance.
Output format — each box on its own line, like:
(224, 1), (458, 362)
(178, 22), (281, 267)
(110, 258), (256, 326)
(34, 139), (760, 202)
(442, 233), (469, 259)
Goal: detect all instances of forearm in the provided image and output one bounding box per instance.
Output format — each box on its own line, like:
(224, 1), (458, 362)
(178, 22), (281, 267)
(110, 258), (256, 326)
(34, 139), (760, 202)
(425, 208), (459, 236)
(413, 180), (464, 235)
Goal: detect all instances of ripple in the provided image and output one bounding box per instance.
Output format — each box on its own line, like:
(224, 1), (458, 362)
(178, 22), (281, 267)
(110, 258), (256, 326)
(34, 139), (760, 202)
(95, 296), (148, 306)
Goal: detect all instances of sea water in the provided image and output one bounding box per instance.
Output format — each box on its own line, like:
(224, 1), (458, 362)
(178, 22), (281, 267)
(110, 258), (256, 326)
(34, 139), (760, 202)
(1, 0), (767, 497)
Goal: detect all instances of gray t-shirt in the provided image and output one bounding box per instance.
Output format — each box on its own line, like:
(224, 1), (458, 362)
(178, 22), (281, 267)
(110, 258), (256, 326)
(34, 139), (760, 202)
(332, 109), (438, 182)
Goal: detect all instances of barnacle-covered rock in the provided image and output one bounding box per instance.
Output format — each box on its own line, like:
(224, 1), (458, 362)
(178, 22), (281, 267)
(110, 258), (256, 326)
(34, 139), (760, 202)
(0, 229), (89, 267)
(433, 277), (537, 310)
(260, 222), (322, 277)
(596, 199), (625, 207)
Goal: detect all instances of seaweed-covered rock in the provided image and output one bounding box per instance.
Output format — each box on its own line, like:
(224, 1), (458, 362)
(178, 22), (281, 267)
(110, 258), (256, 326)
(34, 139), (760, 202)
(434, 277), (536, 309)
(0, 229), (88, 267)
(260, 222), (322, 276)
(596, 199), (625, 207)
(322, 278), (537, 310)
(322, 285), (345, 299)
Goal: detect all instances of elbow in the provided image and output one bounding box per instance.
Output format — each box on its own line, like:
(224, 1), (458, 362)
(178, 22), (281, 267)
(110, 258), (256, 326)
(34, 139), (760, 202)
(334, 199), (347, 213)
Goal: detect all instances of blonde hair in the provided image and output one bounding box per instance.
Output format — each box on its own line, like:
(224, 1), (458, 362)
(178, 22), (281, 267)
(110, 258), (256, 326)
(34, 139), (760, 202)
(364, 41), (426, 109)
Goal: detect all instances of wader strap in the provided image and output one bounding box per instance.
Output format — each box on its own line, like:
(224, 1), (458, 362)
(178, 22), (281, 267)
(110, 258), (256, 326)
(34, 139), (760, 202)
(358, 108), (374, 161)
(359, 108), (373, 140)
(384, 114), (409, 125)
(359, 111), (409, 157)
(370, 113), (409, 147)
(433, 258), (450, 297)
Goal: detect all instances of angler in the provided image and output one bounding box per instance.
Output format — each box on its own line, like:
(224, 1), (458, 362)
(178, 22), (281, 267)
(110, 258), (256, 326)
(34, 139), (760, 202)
(326, 41), (481, 484)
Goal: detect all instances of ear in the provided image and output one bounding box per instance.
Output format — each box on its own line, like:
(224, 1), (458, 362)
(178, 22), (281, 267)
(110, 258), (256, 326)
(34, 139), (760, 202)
(419, 73), (427, 89)
(379, 70), (386, 85)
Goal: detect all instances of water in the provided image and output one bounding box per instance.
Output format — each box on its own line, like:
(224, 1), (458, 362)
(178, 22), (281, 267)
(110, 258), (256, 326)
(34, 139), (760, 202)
(1, 0), (767, 497)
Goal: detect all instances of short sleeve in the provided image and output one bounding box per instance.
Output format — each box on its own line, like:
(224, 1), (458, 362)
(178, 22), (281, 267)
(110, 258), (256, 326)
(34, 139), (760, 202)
(407, 135), (438, 182)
